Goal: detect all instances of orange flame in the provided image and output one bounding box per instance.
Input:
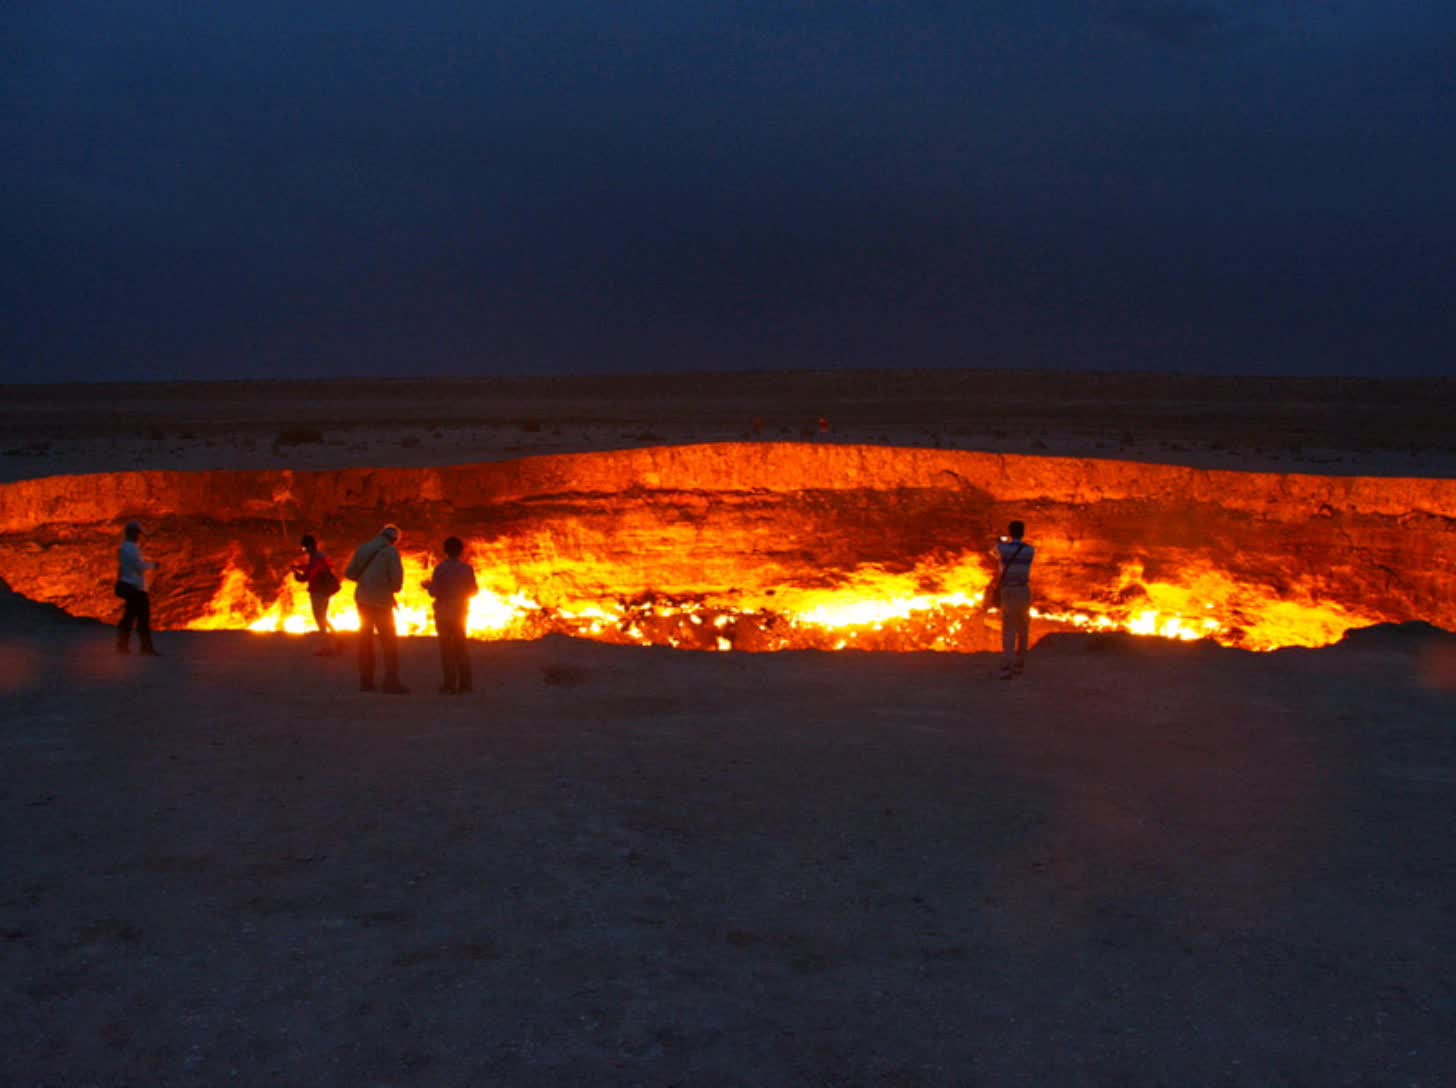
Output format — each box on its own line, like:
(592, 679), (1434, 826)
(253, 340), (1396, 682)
(186, 548), (1384, 653)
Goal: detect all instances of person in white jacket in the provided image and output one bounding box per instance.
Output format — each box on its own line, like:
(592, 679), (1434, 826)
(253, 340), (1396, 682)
(344, 524), (407, 693)
(116, 520), (160, 655)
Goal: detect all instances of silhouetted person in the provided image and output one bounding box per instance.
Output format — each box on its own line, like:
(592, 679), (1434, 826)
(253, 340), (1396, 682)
(345, 524), (408, 694)
(292, 533), (341, 655)
(116, 520), (160, 655)
(996, 520), (1035, 678)
(425, 536), (479, 694)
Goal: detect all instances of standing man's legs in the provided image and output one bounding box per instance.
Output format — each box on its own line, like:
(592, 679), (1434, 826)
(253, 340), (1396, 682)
(310, 593), (336, 653)
(378, 608), (403, 691)
(134, 589), (155, 653)
(454, 618), (472, 693)
(1000, 585), (1031, 675)
(117, 588), (138, 652)
(437, 617), (458, 692)
(438, 614), (470, 693)
(357, 605), (377, 689)
(117, 587), (155, 654)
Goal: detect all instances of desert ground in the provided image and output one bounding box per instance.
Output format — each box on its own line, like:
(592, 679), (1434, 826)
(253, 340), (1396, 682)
(2, 372), (1454, 1085)
(4, 369), (1456, 482)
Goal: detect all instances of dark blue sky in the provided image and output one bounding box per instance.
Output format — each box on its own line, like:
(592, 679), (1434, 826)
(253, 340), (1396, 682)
(4, 1), (1453, 381)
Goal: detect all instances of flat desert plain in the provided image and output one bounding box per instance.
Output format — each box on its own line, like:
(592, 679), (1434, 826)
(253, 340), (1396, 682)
(2, 372), (1454, 1086)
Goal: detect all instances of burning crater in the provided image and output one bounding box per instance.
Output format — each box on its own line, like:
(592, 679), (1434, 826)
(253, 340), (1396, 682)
(1, 444), (1453, 653)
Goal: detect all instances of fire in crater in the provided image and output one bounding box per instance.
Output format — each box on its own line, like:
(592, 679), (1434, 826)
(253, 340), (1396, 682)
(1, 444), (1451, 653)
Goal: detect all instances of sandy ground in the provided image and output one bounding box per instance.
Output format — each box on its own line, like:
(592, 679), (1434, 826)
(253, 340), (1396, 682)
(2, 372), (1455, 1084)
(2, 600), (1454, 1085)
(4, 370), (1456, 481)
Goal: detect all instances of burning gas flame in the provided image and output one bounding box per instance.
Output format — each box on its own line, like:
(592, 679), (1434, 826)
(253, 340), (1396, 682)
(186, 549), (1385, 653)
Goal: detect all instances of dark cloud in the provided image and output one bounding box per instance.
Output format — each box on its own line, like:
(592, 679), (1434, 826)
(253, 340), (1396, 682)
(1098, 1), (1267, 49)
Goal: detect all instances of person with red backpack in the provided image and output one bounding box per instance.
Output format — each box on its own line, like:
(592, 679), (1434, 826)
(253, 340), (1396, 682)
(292, 534), (341, 655)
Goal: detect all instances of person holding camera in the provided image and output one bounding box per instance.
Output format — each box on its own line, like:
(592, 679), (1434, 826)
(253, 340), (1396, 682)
(995, 520), (1035, 678)
(116, 520), (160, 656)
(292, 533), (341, 655)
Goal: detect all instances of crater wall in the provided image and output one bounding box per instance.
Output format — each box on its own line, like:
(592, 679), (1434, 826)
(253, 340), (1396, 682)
(1, 444), (1452, 647)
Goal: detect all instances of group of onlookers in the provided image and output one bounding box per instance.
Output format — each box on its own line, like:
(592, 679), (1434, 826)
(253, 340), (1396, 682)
(116, 518), (1035, 685)
(114, 522), (480, 695)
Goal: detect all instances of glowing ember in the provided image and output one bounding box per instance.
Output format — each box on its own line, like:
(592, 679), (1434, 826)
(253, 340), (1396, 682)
(186, 548), (1385, 654)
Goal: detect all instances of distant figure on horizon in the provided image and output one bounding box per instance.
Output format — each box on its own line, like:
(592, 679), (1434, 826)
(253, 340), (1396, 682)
(996, 520), (1035, 679)
(345, 524), (408, 694)
(292, 534), (341, 656)
(115, 520), (160, 656)
(424, 536), (479, 695)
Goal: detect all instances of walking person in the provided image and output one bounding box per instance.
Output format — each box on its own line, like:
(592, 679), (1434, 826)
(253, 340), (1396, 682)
(424, 536), (479, 694)
(344, 524), (408, 694)
(116, 520), (160, 656)
(291, 534), (341, 655)
(996, 520), (1035, 679)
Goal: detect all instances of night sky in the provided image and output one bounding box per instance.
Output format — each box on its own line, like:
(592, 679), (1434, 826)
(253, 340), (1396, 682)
(4, 2), (1453, 382)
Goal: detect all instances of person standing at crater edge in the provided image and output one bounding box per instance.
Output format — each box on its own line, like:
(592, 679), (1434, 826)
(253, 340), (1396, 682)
(996, 520), (1035, 678)
(116, 520), (160, 656)
(345, 524), (408, 694)
(424, 535), (479, 694)
(291, 533), (341, 656)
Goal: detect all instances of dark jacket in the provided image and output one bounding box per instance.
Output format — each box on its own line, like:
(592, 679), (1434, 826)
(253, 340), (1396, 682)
(292, 551), (337, 596)
(427, 557), (478, 619)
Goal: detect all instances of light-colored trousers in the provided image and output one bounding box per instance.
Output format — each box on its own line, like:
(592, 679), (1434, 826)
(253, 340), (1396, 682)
(1000, 585), (1031, 665)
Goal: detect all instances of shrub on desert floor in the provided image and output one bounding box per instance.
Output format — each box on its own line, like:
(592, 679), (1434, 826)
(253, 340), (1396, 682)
(273, 426), (324, 447)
